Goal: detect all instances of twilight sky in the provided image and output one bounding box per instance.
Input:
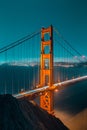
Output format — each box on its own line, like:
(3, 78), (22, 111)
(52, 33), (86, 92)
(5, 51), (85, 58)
(0, 0), (87, 56)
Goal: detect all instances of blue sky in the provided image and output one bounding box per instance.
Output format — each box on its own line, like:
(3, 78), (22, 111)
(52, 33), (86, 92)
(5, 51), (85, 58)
(0, 0), (87, 56)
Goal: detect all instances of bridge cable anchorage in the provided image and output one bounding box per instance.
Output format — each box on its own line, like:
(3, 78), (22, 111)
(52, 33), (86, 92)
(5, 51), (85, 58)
(0, 30), (41, 54)
(53, 26), (87, 62)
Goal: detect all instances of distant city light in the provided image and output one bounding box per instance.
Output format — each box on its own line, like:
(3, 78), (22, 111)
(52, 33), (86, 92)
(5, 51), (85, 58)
(74, 56), (78, 59)
(55, 89), (58, 92)
(82, 55), (86, 59)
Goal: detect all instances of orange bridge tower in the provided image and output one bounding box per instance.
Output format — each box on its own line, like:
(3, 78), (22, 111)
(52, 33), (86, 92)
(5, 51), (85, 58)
(40, 25), (54, 114)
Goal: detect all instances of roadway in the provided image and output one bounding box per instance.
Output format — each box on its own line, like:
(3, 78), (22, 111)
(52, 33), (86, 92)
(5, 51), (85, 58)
(14, 75), (87, 99)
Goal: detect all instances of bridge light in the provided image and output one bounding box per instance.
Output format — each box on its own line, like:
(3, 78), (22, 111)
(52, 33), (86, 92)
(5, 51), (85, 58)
(58, 82), (61, 86)
(20, 88), (25, 94)
(55, 89), (58, 92)
(36, 85), (38, 88)
(39, 92), (42, 96)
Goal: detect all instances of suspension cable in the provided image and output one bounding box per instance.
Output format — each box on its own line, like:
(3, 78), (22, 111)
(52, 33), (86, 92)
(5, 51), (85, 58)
(0, 30), (41, 54)
(53, 26), (87, 61)
(54, 38), (82, 62)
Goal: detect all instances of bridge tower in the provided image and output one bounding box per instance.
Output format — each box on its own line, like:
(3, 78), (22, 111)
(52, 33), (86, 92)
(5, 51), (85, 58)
(40, 25), (54, 114)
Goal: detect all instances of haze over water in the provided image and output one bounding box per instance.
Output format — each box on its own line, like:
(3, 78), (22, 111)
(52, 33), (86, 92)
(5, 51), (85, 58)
(54, 79), (87, 130)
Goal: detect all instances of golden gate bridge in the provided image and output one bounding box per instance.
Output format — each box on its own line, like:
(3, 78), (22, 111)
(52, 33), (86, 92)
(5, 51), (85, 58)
(0, 25), (87, 114)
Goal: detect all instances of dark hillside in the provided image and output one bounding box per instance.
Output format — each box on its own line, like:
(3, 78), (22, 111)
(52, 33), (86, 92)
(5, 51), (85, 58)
(0, 94), (68, 130)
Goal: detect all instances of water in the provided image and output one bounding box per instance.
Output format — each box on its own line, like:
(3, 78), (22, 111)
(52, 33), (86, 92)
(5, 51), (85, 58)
(54, 79), (87, 130)
(0, 64), (40, 94)
(0, 64), (87, 95)
(0, 64), (87, 129)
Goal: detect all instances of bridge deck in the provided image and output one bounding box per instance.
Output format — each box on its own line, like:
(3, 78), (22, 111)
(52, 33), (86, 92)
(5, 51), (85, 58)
(14, 75), (87, 99)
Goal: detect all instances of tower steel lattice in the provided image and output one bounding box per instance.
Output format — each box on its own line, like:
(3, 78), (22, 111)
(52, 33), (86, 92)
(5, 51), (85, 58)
(40, 25), (54, 114)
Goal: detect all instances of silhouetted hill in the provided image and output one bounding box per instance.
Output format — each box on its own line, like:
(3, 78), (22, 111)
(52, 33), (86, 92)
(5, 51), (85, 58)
(0, 94), (68, 130)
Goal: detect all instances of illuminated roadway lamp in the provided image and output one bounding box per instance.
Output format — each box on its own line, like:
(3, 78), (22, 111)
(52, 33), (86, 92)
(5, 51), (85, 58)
(54, 89), (59, 92)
